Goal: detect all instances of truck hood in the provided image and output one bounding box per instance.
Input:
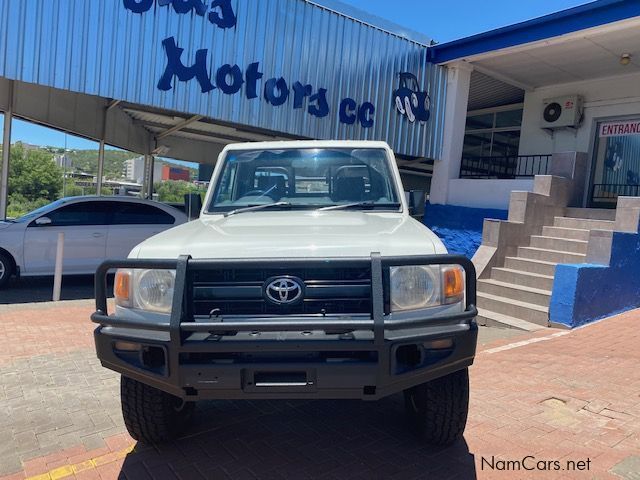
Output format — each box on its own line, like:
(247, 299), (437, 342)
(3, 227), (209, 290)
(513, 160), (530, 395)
(0, 221), (14, 231)
(131, 211), (446, 259)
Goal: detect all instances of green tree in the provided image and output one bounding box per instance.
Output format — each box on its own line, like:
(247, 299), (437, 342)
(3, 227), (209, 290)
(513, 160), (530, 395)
(6, 193), (51, 219)
(154, 180), (205, 203)
(8, 145), (62, 212)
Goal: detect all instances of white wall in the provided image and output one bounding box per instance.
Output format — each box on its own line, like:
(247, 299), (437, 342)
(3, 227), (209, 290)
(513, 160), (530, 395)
(519, 73), (640, 156)
(447, 178), (534, 210)
(430, 63), (473, 205)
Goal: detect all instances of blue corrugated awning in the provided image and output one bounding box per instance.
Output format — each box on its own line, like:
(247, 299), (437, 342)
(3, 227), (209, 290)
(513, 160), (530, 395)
(429, 0), (640, 64)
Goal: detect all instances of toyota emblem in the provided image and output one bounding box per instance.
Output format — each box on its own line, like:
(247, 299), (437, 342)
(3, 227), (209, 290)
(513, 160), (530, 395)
(264, 276), (304, 305)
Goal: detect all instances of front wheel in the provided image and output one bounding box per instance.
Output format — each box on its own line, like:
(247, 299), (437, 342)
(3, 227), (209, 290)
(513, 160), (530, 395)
(404, 368), (470, 446)
(0, 252), (13, 288)
(120, 376), (195, 444)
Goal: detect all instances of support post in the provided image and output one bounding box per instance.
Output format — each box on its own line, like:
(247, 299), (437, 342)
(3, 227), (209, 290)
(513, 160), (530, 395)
(52, 232), (65, 301)
(430, 62), (473, 205)
(96, 100), (120, 196)
(97, 139), (105, 196)
(149, 155), (155, 200)
(0, 81), (14, 220)
(143, 153), (155, 199)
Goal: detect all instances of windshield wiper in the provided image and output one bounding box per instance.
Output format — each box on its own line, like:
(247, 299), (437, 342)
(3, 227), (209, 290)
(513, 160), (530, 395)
(224, 201), (292, 217)
(317, 202), (400, 212)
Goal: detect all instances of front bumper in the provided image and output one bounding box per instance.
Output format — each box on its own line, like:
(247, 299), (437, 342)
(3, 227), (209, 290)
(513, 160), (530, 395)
(91, 254), (478, 400)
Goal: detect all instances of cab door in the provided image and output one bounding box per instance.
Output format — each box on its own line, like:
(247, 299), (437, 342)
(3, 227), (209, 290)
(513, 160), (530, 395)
(23, 201), (110, 275)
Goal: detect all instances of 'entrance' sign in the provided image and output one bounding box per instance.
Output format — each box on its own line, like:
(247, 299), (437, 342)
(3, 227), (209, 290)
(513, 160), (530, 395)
(599, 120), (640, 137)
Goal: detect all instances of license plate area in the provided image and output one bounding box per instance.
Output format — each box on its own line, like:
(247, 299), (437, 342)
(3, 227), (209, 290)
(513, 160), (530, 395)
(243, 368), (317, 392)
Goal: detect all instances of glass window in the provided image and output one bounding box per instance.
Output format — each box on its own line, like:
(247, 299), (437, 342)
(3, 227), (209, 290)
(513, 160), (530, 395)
(111, 202), (175, 225)
(495, 109), (523, 128)
(38, 201), (111, 226)
(463, 132), (493, 158)
(208, 148), (400, 212)
(465, 113), (494, 130)
(463, 107), (523, 159)
(491, 131), (521, 157)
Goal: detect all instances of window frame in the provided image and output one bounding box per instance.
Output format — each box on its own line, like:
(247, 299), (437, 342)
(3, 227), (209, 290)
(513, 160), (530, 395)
(205, 147), (402, 214)
(464, 104), (523, 158)
(109, 201), (177, 226)
(28, 200), (113, 228)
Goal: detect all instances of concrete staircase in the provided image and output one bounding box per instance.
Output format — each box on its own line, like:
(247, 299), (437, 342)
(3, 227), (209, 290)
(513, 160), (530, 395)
(477, 212), (615, 331)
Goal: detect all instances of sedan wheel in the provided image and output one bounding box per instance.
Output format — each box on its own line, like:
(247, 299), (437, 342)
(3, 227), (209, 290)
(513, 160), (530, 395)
(0, 252), (12, 288)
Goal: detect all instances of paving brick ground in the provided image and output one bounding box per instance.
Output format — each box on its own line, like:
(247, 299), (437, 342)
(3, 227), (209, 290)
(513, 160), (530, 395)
(0, 301), (638, 480)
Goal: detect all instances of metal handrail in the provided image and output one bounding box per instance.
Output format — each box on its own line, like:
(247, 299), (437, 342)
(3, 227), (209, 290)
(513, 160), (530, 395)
(459, 154), (551, 179)
(591, 183), (640, 204)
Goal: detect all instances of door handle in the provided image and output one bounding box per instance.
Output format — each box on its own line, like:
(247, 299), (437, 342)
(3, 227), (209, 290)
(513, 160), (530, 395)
(92, 233), (104, 238)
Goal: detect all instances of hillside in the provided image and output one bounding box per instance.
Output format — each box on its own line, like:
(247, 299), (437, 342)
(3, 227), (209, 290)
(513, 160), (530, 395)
(65, 149), (140, 178)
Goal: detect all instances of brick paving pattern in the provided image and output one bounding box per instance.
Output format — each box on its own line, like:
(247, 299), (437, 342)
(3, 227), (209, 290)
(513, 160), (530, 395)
(0, 302), (638, 480)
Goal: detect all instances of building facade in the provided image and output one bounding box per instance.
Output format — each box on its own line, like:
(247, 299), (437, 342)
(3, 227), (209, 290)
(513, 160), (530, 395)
(1, 0), (640, 217)
(428, 0), (640, 210)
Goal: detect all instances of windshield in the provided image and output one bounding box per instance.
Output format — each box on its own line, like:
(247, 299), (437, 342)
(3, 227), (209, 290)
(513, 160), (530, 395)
(12, 199), (65, 223)
(207, 148), (401, 213)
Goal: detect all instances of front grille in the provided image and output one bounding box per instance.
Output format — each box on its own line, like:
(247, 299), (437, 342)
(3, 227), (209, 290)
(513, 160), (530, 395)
(189, 265), (372, 316)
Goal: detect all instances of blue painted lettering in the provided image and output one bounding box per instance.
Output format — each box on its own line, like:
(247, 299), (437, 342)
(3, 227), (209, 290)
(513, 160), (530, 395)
(339, 98), (357, 125)
(124, 0), (236, 28)
(158, 0), (208, 16)
(308, 89), (329, 118)
(216, 64), (244, 95)
(209, 0), (237, 29)
(123, 0), (153, 13)
(264, 78), (289, 106)
(293, 82), (313, 109)
(358, 102), (375, 128)
(245, 62), (263, 100)
(157, 37), (215, 93)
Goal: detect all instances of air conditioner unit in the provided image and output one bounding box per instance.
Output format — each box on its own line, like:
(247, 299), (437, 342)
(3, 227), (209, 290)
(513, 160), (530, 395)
(541, 95), (584, 129)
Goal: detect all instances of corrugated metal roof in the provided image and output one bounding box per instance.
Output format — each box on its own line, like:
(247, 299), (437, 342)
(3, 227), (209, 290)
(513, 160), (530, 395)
(467, 71), (524, 111)
(0, 0), (446, 159)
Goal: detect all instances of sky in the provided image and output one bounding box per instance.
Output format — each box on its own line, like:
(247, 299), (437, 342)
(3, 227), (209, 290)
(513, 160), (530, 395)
(339, 0), (592, 43)
(3, 118), (197, 168)
(3, 0), (592, 157)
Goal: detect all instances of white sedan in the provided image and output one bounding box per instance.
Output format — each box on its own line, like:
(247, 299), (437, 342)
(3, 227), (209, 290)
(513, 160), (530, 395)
(0, 196), (187, 287)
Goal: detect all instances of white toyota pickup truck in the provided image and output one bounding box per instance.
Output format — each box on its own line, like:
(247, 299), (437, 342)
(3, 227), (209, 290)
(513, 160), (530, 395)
(91, 140), (478, 446)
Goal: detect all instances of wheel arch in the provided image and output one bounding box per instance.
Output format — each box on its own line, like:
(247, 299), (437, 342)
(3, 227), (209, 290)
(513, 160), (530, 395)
(0, 247), (17, 276)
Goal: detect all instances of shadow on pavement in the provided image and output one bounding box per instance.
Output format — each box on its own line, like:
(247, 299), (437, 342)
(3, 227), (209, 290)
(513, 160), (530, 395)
(1, 275), (113, 304)
(120, 396), (477, 479)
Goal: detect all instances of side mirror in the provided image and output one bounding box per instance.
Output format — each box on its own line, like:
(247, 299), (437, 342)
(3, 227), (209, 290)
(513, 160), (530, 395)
(35, 216), (52, 226)
(407, 190), (426, 218)
(184, 193), (203, 221)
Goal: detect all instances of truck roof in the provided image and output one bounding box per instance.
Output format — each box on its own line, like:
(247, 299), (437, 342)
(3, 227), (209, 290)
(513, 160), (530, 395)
(222, 140), (393, 152)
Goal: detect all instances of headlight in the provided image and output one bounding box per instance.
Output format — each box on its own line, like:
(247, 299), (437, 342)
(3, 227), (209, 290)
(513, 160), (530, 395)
(114, 269), (176, 314)
(390, 265), (465, 312)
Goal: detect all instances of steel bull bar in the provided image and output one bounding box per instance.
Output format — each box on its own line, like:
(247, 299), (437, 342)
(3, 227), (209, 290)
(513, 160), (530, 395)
(91, 254), (478, 400)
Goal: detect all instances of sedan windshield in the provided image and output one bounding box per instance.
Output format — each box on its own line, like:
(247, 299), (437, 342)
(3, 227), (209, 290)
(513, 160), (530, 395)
(207, 148), (401, 213)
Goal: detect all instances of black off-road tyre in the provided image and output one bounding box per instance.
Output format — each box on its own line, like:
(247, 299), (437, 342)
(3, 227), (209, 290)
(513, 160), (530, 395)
(0, 252), (13, 288)
(404, 368), (469, 446)
(120, 376), (195, 444)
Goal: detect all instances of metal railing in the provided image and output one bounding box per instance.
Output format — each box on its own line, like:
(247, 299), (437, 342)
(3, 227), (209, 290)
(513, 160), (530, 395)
(459, 155), (552, 179)
(591, 184), (640, 207)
